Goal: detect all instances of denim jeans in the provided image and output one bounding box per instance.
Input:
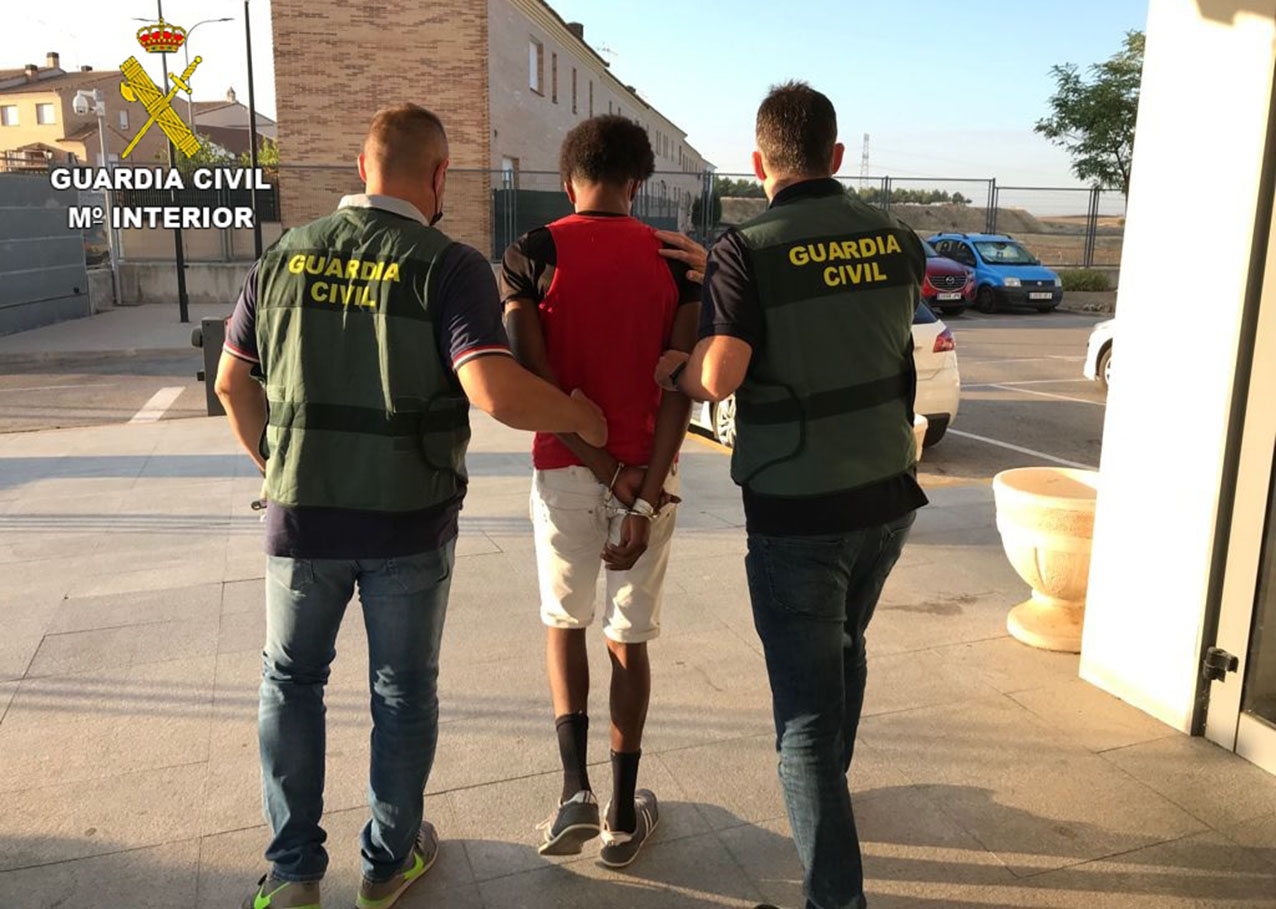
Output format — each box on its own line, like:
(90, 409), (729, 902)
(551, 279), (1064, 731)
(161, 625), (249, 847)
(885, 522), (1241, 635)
(745, 511), (916, 909)
(259, 540), (454, 883)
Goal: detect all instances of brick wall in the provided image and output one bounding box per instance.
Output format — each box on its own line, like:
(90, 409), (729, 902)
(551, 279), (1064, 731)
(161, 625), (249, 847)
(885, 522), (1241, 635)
(490, 0), (704, 231)
(271, 0), (492, 254)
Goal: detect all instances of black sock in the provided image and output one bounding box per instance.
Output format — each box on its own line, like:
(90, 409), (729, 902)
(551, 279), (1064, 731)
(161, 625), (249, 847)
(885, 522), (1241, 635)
(555, 713), (591, 802)
(608, 749), (642, 833)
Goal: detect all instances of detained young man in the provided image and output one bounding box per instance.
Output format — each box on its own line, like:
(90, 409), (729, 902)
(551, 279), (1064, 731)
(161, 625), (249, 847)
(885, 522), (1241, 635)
(499, 115), (700, 867)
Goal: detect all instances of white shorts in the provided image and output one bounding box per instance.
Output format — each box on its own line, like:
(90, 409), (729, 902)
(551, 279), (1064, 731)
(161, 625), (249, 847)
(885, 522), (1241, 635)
(530, 464), (679, 643)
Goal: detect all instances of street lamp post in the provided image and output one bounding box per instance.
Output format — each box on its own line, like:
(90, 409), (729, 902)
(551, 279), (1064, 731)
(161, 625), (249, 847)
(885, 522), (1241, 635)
(244, 0), (263, 257)
(75, 88), (122, 311)
(183, 18), (232, 134)
(130, 1), (194, 322)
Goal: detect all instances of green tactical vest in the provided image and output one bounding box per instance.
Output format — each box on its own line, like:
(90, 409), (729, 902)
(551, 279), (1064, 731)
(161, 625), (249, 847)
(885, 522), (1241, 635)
(731, 191), (924, 497)
(255, 205), (470, 512)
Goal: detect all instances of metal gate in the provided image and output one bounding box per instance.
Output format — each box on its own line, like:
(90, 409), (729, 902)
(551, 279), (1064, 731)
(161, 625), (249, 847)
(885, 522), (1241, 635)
(0, 174), (91, 336)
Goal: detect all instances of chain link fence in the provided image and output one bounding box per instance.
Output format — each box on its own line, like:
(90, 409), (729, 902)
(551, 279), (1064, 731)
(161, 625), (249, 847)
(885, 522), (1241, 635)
(697, 173), (1124, 274)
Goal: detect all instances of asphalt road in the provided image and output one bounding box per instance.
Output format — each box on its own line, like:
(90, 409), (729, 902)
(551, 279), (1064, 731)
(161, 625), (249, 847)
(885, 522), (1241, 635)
(0, 310), (1109, 484)
(0, 351), (207, 434)
(919, 308), (1108, 484)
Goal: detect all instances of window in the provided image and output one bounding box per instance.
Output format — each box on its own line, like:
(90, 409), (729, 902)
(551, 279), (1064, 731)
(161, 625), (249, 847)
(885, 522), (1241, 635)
(949, 243), (977, 267)
(588, 80), (593, 117)
(36, 103), (55, 125)
(0, 105), (18, 126)
(571, 68), (577, 114)
(608, 100), (612, 115)
(528, 38), (544, 94)
(118, 109), (129, 130)
(551, 52), (558, 103)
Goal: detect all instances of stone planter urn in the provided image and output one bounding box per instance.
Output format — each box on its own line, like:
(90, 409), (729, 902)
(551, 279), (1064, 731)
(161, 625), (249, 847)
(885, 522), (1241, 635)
(913, 414), (929, 463)
(992, 467), (1100, 653)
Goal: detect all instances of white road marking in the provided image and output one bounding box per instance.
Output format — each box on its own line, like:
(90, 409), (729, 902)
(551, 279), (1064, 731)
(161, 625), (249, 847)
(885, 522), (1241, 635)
(128, 386), (184, 424)
(960, 357), (1085, 366)
(964, 378), (1091, 388)
(948, 429), (1097, 470)
(0, 382), (118, 393)
(981, 383), (1106, 407)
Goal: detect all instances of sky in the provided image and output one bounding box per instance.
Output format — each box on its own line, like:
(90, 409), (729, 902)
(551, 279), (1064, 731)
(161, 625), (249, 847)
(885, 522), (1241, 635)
(3, 0), (1148, 186)
(4, 1), (274, 121)
(549, 0), (1149, 184)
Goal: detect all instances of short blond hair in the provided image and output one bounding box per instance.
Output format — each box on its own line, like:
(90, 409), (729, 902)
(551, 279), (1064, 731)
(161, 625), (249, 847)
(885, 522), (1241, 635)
(363, 103), (447, 181)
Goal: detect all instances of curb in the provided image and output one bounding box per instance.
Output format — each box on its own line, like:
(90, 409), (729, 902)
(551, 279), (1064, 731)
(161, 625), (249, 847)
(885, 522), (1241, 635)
(0, 347), (194, 365)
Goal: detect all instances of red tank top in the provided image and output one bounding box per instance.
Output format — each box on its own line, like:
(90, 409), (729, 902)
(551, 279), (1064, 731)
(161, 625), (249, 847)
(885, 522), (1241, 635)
(533, 213), (680, 470)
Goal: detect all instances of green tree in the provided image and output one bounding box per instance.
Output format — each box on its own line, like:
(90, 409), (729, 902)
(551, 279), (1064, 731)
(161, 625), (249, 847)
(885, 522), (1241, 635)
(166, 136), (236, 175)
(714, 176), (765, 198)
(241, 136), (279, 178)
(1036, 30), (1144, 196)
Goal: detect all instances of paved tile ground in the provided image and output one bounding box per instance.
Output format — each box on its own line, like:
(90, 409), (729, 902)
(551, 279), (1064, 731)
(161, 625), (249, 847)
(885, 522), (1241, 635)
(0, 412), (1274, 908)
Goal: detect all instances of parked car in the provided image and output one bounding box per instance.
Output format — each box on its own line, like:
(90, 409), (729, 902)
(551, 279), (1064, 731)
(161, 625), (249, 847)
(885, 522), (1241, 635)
(692, 302), (960, 449)
(928, 232), (1063, 313)
(1083, 318), (1114, 391)
(921, 240), (974, 316)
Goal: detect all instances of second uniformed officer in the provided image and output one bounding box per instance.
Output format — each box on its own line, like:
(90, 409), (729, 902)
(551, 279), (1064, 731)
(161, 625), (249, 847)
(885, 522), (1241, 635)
(215, 103), (607, 909)
(656, 82), (928, 909)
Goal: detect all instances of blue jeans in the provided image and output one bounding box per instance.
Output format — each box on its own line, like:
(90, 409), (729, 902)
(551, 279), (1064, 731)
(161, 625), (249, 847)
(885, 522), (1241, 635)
(259, 540), (454, 883)
(745, 512), (916, 909)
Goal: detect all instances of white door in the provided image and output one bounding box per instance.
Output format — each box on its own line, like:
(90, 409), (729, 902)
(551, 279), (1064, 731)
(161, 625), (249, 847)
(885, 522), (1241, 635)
(1204, 199), (1276, 775)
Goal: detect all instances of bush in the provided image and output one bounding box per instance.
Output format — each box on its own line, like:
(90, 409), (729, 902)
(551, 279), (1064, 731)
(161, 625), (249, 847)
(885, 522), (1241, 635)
(1058, 269), (1111, 292)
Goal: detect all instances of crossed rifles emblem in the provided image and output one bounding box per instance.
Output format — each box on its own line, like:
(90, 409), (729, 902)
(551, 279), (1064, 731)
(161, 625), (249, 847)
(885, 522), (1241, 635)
(119, 54), (202, 159)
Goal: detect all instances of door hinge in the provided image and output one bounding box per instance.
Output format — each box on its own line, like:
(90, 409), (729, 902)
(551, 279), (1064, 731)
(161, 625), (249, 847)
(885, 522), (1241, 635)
(1203, 646), (1239, 682)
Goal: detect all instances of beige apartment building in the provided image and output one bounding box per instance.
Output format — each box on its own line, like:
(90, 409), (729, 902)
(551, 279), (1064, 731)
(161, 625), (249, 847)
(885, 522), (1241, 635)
(0, 53), (168, 171)
(271, 0), (709, 257)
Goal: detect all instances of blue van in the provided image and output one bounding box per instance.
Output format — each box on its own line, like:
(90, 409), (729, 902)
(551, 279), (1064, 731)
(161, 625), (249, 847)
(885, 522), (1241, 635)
(927, 233), (1062, 313)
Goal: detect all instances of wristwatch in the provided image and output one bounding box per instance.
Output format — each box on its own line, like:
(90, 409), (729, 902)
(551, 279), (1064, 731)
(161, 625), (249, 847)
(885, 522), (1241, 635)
(668, 360), (688, 391)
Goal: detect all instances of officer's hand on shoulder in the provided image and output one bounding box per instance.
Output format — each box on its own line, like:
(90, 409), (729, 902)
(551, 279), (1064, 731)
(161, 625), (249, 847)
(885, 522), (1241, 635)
(655, 230), (708, 284)
(571, 389), (608, 449)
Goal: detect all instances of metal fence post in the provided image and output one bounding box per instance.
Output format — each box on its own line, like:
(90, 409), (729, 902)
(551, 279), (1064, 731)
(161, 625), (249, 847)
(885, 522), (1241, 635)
(882, 176), (892, 214)
(1084, 186), (1100, 268)
(986, 179), (998, 234)
(700, 170), (712, 239)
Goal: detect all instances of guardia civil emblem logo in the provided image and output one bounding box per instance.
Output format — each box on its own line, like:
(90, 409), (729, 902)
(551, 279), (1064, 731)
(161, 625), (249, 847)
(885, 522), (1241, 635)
(118, 18), (202, 159)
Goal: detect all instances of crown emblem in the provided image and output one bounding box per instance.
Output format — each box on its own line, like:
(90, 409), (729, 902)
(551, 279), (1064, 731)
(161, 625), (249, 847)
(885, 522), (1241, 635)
(136, 18), (187, 54)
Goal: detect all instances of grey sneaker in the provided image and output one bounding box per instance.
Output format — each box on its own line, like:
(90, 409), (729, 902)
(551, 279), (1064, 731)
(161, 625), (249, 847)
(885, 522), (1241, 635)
(537, 789), (601, 855)
(599, 789), (659, 868)
(242, 874), (320, 909)
(355, 821), (439, 909)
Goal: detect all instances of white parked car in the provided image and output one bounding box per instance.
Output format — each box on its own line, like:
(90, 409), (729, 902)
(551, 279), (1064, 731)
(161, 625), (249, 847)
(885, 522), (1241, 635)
(1083, 319), (1114, 391)
(692, 302), (961, 449)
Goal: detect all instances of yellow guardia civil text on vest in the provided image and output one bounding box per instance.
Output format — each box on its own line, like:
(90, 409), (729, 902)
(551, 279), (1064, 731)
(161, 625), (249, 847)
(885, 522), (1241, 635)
(730, 191), (925, 497)
(254, 206), (470, 512)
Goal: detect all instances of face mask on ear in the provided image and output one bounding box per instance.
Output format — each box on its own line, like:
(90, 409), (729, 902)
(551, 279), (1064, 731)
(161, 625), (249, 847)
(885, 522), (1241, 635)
(429, 164), (445, 226)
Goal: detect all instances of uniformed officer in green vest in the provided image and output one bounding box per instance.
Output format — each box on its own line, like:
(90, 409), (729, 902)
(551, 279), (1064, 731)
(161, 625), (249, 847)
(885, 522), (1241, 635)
(655, 81), (927, 909)
(214, 103), (607, 909)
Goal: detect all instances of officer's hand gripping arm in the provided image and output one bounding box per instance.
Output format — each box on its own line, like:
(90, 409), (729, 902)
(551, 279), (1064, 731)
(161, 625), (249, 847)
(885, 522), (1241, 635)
(505, 297), (620, 485)
(456, 354), (607, 448)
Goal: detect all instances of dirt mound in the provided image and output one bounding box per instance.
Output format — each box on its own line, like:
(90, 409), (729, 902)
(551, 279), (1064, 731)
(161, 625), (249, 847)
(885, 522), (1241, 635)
(888, 204), (1045, 236)
(721, 197), (767, 225)
(719, 198), (1048, 237)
